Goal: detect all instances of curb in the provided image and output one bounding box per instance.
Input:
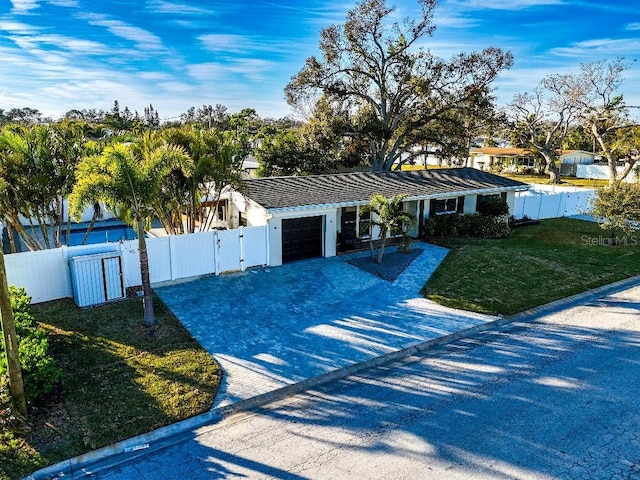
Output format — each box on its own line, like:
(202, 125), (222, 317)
(26, 274), (640, 479)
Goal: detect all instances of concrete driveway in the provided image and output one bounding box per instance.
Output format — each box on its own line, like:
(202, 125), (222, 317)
(154, 243), (496, 408)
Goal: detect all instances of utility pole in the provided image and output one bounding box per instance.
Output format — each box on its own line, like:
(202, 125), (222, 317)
(0, 238), (26, 414)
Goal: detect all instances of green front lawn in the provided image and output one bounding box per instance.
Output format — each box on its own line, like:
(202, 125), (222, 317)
(1, 295), (220, 480)
(423, 218), (640, 315)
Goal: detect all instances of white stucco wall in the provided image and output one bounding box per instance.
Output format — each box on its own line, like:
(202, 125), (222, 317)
(560, 152), (595, 165)
(268, 207), (337, 267)
(230, 192), (270, 227)
(505, 191), (516, 215)
(268, 216), (283, 266)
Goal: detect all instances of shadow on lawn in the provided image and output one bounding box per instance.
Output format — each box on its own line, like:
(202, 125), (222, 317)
(17, 295), (220, 478)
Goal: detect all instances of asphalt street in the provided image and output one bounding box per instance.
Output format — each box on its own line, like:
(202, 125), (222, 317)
(94, 285), (640, 480)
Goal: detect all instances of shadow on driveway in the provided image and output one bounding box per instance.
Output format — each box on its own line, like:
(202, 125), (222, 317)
(154, 242), (496, 408)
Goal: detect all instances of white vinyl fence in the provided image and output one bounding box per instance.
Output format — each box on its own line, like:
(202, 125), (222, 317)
(576, 164), (639, 183)
(5, 226), (269, 304)
(513, 185), (595, 220)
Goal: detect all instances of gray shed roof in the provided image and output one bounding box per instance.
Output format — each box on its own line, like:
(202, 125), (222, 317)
(243, 167), (528, 210)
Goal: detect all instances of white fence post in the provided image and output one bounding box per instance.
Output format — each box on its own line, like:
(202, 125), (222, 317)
(239, 226), (245, 272)
(214, 230), (220, 276)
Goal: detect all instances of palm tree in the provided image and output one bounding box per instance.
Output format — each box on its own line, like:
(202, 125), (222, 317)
(69, 135), (190, 326)
(0, 123), (86, 250)
(360, 193), (417, 264)
(160, 127), (246, 234)
(80, 202), (104, 245)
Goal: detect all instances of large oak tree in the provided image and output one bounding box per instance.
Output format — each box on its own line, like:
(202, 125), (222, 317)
(575, 59), (639, 184)
(285, 0), (513, 171)
(507, 74), (584, 183)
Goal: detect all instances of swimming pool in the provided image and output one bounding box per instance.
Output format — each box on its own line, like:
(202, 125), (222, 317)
(62, 222), (138, 246)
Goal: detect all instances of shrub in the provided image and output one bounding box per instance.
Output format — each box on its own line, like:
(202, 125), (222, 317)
(477, 196), (509, 218)
(423, 212), (510, 240)
(0, 287), (61, 403)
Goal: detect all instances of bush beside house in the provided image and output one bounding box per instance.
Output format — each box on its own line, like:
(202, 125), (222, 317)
(423, 197), (511, 240)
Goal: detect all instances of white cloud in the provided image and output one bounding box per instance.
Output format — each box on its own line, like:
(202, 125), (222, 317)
(146, 0), (214, 15)
(23, 34), (110, 54)
(187, 58), (277, 83)
(446, 0), (563, 10)
(198, 34), (251, 54)
(48, 0), (79, 7)
(433, 12), (480, 29)
(549, 38), (640, 57)
(186, 62), (226, 82)
(9, 0), (40, 13)
(226, 58), (277, 82)
(284, 2), (352, 27)
(82, 14), (166, 52)
(626, 22), (640, 31)
(157, 81), (193, 93)
(198, 34), (291, 56)
(9, 0), (77, 13)
(0, 20), (40, 34)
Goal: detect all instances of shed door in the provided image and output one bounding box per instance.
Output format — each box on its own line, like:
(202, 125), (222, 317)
(282, 216), (324, 263)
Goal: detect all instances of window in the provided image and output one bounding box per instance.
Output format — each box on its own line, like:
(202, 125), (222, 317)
(217, 200), (227, 222)
(429, 197), (465, 216)
(341, 206), (371, 239)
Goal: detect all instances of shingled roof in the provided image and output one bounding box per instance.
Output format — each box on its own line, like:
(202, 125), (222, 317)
(242, 167), (528, 210)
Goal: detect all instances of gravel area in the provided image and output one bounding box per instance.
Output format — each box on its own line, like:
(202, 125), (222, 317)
(347, 248), (422, 281)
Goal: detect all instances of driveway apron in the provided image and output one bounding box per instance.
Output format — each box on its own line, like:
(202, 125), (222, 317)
(154, 242), (496, 408)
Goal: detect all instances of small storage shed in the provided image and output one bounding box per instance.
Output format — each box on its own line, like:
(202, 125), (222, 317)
(69, 252), (125, 307)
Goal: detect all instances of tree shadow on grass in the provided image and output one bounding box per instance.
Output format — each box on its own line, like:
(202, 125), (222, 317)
(17, 295), (220, 478)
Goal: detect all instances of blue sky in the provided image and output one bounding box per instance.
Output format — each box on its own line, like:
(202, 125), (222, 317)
(0, 0), (638, 121)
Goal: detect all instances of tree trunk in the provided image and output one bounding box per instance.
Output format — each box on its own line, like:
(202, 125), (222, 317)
(605, 150), (618, 186)
(0, 250), (26, 414)
(540, 150), (561, 183)
(614, 159), (636, 184)
(591, 124), (622, 186)
(6, 223), (17, 254)
(376, 228), (387, 264)
(137, 218), (155, 326)
(81, 203), (102, 245)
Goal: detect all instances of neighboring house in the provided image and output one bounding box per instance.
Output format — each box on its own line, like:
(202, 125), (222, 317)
(229, 168), (528, 266)
(469, 147), (595, 175)
(469, 147), (538, 172)
(242, 155), (260, 178)
(557, 150), (595, 176)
